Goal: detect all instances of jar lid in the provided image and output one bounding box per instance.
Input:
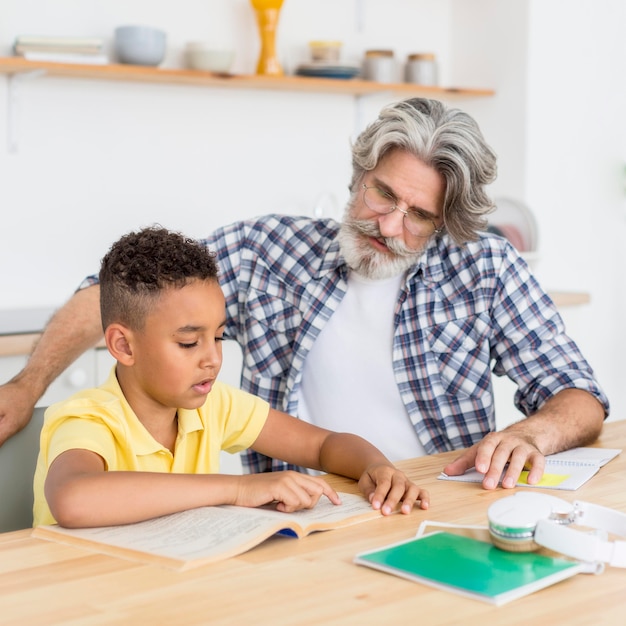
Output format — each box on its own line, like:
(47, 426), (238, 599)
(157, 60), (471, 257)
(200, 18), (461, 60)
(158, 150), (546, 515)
(309, 40), (342, 48)
(407, 52), (435, 61)
(365, 49), (394, 57)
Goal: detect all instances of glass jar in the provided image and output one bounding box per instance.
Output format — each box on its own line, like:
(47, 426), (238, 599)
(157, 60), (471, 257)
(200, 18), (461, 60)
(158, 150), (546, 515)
(405, 53), (437, 86)
(362, 49), (396, 83)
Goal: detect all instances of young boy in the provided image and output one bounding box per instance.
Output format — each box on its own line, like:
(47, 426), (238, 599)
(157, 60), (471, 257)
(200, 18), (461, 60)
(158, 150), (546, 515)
(33, 226), (429, 528)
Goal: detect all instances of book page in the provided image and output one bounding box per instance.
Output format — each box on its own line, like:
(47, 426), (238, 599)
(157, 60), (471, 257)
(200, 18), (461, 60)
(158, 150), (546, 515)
(35, 507), (286, 568)
(32, 492), (375, 570)
(247, 491), (379, 530)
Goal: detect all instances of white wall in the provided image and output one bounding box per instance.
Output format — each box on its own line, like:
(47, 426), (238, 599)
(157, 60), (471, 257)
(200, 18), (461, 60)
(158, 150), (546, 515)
(0, 0), (522, 308)
(525, 0), (626, 421)
(0, 1), (622, 418)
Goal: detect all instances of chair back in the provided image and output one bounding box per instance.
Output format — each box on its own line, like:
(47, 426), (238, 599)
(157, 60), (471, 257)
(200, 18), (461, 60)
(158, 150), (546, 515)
(0, 407), (45, 531)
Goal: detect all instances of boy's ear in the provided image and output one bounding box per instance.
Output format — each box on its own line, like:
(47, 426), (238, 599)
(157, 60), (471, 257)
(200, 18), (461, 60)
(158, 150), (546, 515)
(104, 323), (135, 365)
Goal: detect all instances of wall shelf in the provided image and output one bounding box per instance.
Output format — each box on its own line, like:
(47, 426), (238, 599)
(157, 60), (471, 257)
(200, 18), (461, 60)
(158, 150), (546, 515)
(547, 291), (591, 307)
(0, 57), (495, 98)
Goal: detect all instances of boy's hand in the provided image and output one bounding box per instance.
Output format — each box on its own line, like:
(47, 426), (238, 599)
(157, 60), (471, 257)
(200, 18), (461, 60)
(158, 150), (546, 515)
(358, 464), (430, 515)
(234, 471), (341, 513)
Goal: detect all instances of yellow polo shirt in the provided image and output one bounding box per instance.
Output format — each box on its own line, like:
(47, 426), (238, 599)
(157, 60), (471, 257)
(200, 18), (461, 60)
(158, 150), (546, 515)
(33, 367), (269, 526)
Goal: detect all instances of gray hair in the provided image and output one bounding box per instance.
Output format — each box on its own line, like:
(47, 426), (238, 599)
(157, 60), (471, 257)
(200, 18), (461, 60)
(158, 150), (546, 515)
(350, 98), (497, 244)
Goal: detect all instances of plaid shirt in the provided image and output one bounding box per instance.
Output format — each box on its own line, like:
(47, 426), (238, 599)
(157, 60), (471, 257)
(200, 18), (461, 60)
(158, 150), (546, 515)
(81, 215), (609, 473)
(204, 215), (608, 472)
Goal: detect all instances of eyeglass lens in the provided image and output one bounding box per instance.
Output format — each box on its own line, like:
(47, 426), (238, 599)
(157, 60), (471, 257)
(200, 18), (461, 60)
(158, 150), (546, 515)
(363, 185), (436, 237)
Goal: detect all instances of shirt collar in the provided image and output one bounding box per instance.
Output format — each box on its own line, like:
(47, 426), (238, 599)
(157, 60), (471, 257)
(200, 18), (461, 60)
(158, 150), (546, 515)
(176, 409), (204, 436)
(405, 235), (448, 284)
(313, 235), (349, 279)
(102, 367), (204, 456)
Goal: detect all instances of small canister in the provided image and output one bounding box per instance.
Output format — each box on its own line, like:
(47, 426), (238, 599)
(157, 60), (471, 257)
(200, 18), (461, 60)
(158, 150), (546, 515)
(362, 49), (396, 83)
(308, 40), (342, 64)
(405, 52), (437, 86)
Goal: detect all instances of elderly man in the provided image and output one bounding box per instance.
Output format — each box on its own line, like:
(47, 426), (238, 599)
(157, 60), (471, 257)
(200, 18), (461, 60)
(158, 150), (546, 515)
(0, 98), (608, 490)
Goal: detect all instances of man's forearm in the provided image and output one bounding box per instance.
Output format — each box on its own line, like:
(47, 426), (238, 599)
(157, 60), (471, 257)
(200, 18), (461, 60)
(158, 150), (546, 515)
(10, 285), (103, 399)
(505, 388), (606, 455)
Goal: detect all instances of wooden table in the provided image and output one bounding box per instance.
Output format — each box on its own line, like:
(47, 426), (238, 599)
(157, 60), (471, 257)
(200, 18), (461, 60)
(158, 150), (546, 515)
(2, 421), (625, 625)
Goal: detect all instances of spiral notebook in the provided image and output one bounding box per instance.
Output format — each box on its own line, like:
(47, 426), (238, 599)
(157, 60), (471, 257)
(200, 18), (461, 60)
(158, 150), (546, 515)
(354, 531), (584, 605)
(438, 447), (621, 491)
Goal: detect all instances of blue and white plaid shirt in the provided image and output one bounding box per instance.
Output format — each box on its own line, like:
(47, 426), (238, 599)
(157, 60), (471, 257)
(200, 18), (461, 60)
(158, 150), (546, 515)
(205, 215), (608, 472)
(82, 215), (609, 473)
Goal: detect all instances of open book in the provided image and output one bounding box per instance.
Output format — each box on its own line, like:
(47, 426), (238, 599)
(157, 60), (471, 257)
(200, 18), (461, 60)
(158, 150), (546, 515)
(438, 446), (621, 491)
(32, 492), (382, 571)
(355, 531), (584, 605)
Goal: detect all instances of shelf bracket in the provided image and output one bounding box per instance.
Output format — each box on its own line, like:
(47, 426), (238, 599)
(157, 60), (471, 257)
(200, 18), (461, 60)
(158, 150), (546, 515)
(354, 94), (366, 139)
(355, 0), (365, 32)
(353, 91), (393, 139)
(6, 69), (46, 154)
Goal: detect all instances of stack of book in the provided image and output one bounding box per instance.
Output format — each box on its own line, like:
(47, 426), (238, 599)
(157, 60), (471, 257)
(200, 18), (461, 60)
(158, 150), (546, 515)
(13, 35), (108, 65)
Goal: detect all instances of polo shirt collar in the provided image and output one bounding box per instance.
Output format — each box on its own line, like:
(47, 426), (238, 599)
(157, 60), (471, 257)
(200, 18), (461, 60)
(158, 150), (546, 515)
(176, 409), (204, 436)
(103, 367), (204, 455)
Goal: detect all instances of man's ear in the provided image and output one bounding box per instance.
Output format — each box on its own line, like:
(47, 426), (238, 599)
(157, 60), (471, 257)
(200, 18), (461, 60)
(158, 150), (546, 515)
(104, 323), (135, 366)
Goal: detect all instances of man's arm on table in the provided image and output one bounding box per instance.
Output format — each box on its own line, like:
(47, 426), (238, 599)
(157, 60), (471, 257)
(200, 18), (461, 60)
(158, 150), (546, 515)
(0, 285), (102, 446)
(443, 388), (606, 489)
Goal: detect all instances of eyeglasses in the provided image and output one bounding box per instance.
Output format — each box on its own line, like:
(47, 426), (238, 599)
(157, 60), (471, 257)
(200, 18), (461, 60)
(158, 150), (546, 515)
(362, 184), (442, 238)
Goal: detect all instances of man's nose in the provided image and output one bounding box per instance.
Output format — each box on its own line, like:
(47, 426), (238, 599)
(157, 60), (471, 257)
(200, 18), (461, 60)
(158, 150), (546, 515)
(377, 206), (405, 238)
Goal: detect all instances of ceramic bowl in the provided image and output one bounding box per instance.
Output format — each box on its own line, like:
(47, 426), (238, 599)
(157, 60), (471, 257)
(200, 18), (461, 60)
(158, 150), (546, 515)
(114, 25), (167, 67)
(185, 43), (235, 73)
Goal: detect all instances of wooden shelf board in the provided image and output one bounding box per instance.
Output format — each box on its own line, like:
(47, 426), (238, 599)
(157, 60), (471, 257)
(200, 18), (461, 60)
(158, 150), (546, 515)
(0, 57), (495, 98)
(0, 333), (40, 358)
(548, 291), (591, 307)
(0, 333), (106, 358)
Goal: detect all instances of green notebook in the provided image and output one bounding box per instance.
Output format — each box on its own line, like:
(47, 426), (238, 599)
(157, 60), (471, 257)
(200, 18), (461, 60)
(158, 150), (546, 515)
(354, 531), (584, 606)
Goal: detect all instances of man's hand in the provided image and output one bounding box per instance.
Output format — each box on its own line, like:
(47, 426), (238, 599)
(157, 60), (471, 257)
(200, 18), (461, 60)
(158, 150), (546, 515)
(443, 431), (546, 489)
(0, 285), (105, 448)
(0, 380), (37, 446)
(358, 463), (430, 514)
(444, 389), (605, 490)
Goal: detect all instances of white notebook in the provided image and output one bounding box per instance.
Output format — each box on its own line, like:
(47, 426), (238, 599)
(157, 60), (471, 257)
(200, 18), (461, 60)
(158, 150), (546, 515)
(438, 447), (621, 491)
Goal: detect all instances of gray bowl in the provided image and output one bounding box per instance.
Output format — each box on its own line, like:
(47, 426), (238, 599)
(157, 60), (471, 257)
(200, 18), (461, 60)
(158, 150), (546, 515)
(114, 25), (166, 67)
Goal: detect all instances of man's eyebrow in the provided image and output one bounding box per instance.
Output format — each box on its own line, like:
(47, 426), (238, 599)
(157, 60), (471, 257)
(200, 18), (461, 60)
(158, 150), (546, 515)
(371, 176), (439, 219)
(371, 176), (394, 195)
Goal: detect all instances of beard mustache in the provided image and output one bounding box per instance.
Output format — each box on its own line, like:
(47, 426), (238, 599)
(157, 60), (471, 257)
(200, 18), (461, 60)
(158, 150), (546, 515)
(337, 209), (427, 280)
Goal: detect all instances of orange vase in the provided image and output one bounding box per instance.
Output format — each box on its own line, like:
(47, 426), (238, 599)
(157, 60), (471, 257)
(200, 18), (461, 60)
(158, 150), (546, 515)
(250, 0), (285, 76)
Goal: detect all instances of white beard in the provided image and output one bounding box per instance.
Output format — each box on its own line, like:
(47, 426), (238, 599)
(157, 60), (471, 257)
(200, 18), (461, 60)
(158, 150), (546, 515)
(337, 210), (427, 280)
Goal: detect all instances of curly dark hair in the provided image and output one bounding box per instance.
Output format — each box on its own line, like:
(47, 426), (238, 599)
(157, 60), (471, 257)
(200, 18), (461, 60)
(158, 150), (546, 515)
(99, 225), (219, 331)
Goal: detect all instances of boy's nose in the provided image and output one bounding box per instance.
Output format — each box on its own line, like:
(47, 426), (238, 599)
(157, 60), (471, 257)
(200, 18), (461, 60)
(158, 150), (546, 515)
(201, 343), (222, 370)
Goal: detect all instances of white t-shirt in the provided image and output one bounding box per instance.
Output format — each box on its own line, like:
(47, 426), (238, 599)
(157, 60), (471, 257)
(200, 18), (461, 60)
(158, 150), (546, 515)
(298, 271), (426, 461)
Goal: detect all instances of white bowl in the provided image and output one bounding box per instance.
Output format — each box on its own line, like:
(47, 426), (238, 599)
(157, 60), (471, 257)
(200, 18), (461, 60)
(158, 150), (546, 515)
(114, 25), (166, 67)
(185, 43), (235, 73)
